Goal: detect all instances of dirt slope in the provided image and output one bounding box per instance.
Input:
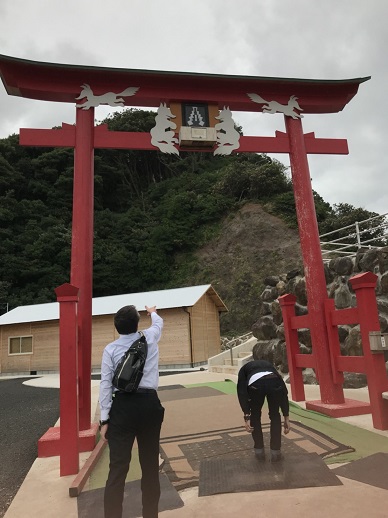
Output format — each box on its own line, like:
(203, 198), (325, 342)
(192, 203), (303, 334)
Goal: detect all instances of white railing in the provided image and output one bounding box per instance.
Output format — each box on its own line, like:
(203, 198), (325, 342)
(320, 212), (388, 261)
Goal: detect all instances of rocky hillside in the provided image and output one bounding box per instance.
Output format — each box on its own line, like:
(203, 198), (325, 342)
(248, 247), (388, 387)
(186, 202), (303, 334)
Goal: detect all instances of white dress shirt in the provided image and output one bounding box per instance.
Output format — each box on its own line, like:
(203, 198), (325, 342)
(248, 371), (273, 385)
(99, 312), (163, 421)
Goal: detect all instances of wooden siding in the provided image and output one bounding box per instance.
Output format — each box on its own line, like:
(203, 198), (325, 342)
(190, 293), (222, 363)
(0, 321), (59, 373)
(0, 292), (224, 373)
(91, 314), (118, 369)
(90, 308), (192, 368)
(156, 308), (191, 366)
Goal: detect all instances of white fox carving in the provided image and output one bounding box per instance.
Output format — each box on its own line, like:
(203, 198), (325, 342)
(247, 93), (303, 119)
(214, 106), (240, 156)
(150, 103), (179, 155)
(75, 84), (139, 109)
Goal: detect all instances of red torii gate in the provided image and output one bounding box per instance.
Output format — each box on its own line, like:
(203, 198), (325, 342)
(0, 54), (373, 472)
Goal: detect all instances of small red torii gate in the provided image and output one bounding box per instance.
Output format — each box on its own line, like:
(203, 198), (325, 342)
(280, 272), (388, 429)
(0, 54), (375, 474)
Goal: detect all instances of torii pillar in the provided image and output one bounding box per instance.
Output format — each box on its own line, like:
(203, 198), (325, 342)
(71, 107), (95, 430)
(285, 116), (345, 404)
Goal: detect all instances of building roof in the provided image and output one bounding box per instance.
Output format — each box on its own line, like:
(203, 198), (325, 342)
(0, 285), (227, 326)
(0, 53), (370, 114)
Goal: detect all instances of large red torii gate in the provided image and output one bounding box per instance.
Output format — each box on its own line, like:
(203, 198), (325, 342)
(0, 55), (373, 459)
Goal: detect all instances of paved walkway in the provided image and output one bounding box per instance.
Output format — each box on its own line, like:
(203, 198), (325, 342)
(4, 372), (388, 518)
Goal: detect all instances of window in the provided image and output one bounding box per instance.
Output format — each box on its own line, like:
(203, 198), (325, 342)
(9, 336), (33, 355)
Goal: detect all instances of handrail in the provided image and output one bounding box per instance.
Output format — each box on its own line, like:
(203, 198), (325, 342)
(319, 212), (388, 238)
(320, 212), (388, 260)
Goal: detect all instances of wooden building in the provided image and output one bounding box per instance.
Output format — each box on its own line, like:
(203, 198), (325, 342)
(0, 285), (227, 375)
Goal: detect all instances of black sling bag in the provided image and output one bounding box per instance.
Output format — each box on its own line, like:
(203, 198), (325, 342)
(112, 332), (148, 392)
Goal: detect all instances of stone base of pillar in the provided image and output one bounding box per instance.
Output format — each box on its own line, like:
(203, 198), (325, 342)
(38, 423), (98, 458)
(306, 398), (371, 418)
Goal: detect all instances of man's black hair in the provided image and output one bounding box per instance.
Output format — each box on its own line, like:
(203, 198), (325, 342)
(114, 305), (140, 334)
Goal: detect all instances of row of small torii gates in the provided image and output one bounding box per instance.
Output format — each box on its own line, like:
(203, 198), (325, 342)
(0, 54), (387, 476)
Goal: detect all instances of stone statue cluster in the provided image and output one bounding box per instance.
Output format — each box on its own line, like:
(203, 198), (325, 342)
(250, 247), (388, 388)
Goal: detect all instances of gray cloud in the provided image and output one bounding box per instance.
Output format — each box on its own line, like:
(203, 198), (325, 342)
(0, 0), (387, 214)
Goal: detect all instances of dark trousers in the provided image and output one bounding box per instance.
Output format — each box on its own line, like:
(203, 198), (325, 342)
(104, 391), (165, 518)
(248, 377), (284, 451)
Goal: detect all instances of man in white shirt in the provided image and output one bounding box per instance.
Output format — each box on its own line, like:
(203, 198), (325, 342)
(99, 304), (164, 518)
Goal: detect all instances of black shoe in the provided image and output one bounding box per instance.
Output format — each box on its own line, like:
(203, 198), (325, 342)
(255, 452), (266, 461)
(270, 450), (283, 462)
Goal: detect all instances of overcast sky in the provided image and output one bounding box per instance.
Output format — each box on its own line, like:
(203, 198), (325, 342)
(0, 0), (387, 215)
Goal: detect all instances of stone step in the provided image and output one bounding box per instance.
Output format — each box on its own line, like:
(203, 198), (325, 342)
(223, 358), (238, 366)
(238, 352), (252, 358)
(209, 365), (225, 373)
(208, 365), (239, 375)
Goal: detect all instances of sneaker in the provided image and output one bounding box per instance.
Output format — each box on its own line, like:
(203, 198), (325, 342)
(270, 450), (283, 462)
(254, 448), (265, 461)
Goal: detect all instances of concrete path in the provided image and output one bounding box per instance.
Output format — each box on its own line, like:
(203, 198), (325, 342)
(3, 371), (388, 518)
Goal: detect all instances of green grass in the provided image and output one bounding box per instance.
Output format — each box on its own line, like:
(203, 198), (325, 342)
(88, 446), (142, 490)
(289, 402), (388, 463)
(184, 380), (237, 395)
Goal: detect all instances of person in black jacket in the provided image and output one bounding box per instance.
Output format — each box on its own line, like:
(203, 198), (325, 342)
(237, 343), (290, 462)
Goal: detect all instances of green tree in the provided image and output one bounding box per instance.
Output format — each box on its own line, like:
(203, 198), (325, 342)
(213, 154), (290, 201)
(0, 108), (385, 334)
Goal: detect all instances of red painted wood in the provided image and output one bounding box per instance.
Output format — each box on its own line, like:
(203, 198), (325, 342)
(69, 438), (107, 497)
(70, 108), (94, 432)
(294, 354), (316, 368)
(285, 115), (345, 405)
(0, 54), (369, 114)
(19, 126), (76, 147)
(323, 298), (345, 385)
(319, 273), (388, 427)
(279, 294), (305, 401)
(350, 273), (388, 429)
(37, 424), (98, 458)
(21, 124), (349, 156)
(330, 307), (359, 326)
(336, 356), (366, 373)
(55, 283), (79, 476)
(290, 314), (311, 329)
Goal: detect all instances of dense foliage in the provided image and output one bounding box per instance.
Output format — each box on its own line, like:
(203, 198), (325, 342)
(0, 108), (384, 328)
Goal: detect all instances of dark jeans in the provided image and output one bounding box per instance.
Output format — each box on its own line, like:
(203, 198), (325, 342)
(248, 377), (285, 451)
(104, 391), (165, 518)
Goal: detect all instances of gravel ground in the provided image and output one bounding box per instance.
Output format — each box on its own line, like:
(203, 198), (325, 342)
(0, 378), (59, 518)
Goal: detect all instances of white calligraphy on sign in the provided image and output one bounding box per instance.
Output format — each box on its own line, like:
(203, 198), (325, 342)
(187, 106), (205, 126)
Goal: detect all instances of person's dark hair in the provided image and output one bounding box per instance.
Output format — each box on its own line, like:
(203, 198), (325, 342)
(252, 343), (262, 361)
(114, 305), (140, 334)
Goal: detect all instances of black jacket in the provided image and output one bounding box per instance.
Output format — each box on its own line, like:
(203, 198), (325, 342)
(237, 360), (289, 415)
